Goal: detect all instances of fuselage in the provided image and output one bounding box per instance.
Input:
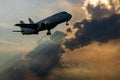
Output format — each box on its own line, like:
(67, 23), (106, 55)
(14, 11), (72, 35)
(36, 11), (72, 31)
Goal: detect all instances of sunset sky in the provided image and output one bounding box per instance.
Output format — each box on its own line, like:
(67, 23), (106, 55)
(0, 0), (83, 52)
(0, 0), (120, 80)
(0, 0), (84, 73)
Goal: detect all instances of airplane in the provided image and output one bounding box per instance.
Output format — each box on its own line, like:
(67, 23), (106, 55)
(13, 11), (72, 35)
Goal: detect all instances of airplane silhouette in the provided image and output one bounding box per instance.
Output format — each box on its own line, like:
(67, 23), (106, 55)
(13, 11), (72, 35)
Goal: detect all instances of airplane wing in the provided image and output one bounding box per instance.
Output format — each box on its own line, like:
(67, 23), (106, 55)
(15, 24), (38, 29)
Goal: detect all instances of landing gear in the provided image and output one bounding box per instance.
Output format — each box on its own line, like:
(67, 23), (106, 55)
(47, 29), (51, 35)
(47, 32), (51, 35)
(66, 21), (69, 25)
(34, 31), (39, 34)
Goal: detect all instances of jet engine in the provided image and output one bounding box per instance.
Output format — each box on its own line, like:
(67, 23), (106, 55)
(21, 28), (38, 35)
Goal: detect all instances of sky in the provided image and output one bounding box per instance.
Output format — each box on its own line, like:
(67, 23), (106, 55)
(0, 0), (120, 80)
(0, 0), (84, 73)
(0, 0), (84, 54)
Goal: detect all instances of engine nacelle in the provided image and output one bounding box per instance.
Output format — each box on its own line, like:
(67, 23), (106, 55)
(37, 21), (56, 31)
(37, 22), (48, 31)
(22, 28), (38, 35)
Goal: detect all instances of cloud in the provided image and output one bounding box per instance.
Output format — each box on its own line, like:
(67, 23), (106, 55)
(64, 14), (120, 50)
(0, 0), (120, 80)
(59, 0), (120, 79)
(83, 0), (120, 19)
(0, 31), (66, 80)
(64, 0), (120, 50)
(53, 40), (120, 80)
(26, 31), (66, 77)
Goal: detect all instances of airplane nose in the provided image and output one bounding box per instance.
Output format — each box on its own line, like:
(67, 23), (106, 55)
(68, 13), (72, 20)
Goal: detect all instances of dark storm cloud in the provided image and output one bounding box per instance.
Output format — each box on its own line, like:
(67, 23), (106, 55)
(0, 31), (66, 80)
(0, 59), (26, 80)
(64, 14), (120, 50)
(84, 0), (120, 19)
(27, 31), (66, 77)
(86, 3), (114, 19)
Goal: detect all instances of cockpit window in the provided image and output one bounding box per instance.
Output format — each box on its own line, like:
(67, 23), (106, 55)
(62, 12), (67, 14)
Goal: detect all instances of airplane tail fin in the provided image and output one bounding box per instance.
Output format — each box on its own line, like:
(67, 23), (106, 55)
(28, 18), (34, 24)
(15, 20), (25, 26)
(19, 21), (26, 31)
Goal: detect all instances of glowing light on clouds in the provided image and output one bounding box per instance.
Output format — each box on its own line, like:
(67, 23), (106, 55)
(83, 0), (120, 19)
